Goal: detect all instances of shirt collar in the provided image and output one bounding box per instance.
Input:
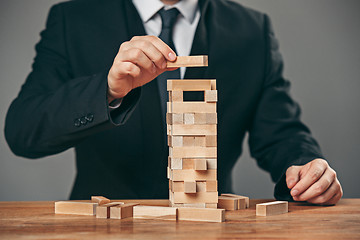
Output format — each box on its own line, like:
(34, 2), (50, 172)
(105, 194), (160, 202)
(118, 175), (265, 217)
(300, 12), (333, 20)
(132, 0), (198, 24)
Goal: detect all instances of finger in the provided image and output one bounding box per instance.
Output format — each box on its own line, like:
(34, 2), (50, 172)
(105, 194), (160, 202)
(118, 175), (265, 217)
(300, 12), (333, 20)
(293, 168), (336, 201)
(286, 166), (301, 189)
(306, 179), (341, 205)
(111, 61), (141, 80)
(118, 48), (156, 74)
(290, 160), (328, 197)
(324, 185), (343, 205)
(124, 39), (168, 69)
(136, 35), (177, 61)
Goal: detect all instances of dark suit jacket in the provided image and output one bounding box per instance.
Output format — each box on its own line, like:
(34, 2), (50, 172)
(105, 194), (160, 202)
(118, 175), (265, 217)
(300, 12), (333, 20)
(5, 0), (323, 200)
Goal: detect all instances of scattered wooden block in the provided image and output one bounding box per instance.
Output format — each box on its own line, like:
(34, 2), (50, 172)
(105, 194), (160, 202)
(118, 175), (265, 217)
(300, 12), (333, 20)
(184, 181), (196, 193)
(206, 180), (218, 192)
(256, 201), (288, 216)
(170, 169), (217, 181)
(110, 203), (139, 219)
(194, 159), (207, 170)
(133, 206), (177, 221)
(218, 196), (238, 210)
(221, 194), (249, 208)
(205, 135), (217, 147)
(55, 201), (98, 216)
(184, 113), (195, 124)
(167, 55), (208, 68)
(177, 207), (225, 223)
(170, 146), (217, 158)
(96, 202), (124, 218)
(170, 125), (217, 136)
(167, 102), (216, 114)
(172, 192), (218, 204)
(205, 90), (218, 102)
(91, 196), (110, 205)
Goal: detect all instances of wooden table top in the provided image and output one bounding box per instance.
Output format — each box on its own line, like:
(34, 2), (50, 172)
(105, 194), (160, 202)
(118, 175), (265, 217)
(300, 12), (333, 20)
(0, 199), (359, 239)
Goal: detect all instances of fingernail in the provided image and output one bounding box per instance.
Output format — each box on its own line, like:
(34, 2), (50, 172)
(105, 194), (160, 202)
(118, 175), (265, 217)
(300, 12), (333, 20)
(168, 52), (176, 61)
(291, 189), (299, 196)
(288, 180), (294, 187)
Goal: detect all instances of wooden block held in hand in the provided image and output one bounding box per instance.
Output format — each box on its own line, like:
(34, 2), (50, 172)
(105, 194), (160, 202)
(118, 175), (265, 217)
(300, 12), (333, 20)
(194, 159), (207, 170)
(167, 55), (208, 68)
(91, 196), (110, 205)
(184, 181), (196, 193)
(256, 201), (288, 216)
(177, 207), (225, 223)
(110, 203), (139, 219)
(218, 196), (238, 210)
(55, 201), (98, 216)
(133, 206), (177, 221)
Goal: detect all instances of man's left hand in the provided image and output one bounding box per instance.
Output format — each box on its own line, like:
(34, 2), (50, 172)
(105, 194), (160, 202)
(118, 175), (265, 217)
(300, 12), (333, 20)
(286, 158), (343, 205)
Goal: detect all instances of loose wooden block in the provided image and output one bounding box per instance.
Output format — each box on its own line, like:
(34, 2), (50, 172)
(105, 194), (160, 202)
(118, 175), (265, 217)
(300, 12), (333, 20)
(170, 169), (217, 181)
(170, 125), (217, 136)
(170, 147), (217, 158)
(177, 207), (225, 223)
(96, 202), (124, 218)
(167, 55), (208, 68)
(91, 196), (110, 205)
(167, 102), (216, 113)
(194, 159), (207, 170)
(256, 201), (288, 216)
(172, 192), (218, 204)
(167, 79), (212, 91)
(166, 113), (183, 125)
(218, 196), (238, 210)
(183, 136), (195, 146)
(194, 113), (207, 124)
(205, 90), (218, 102)
(205, 135), (217, 147)
(206, 181), (218, 192)
(55, 201), (98, 216)
(221, 194), (249, 208)
(184, 113), (195, 124)
(133, 206), (177, 221)
(170, 158), (182, 170)
(184, 181), (196, 193)
(207, 159), (217, 169)
(110, 203), (139, 219)
(206, 113), (217, 124)
(171, 90), (183, 102)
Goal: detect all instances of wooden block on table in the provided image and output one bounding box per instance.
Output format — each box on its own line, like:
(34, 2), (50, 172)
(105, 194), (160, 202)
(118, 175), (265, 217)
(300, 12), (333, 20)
(221, 194), (249, 208)
(194, 113), (206, 124)
(170, 147), (217, 158)
(184, 113), (195, 124)
(207, 159), (217, 169)
(205, 135), (217, 147)
(173, 191), (218, 204)
(206, 113), (217, 124)
(194, 159), (207, 170)
(110, 203), (139, 219)
(170, 90), (183, 102)
(96, 202), (124, 218)
(218, 196), (238, 210)
(256, 201), (288, 216)
(183, 136), (195, 146)
(205, 90), (218, 102)
(184, 181), (196, 193)
(167, 55), (208, 68)
(91, 196), (110, 205)
(170, 125), (217, 136)
(170, 169), (217, 181)
(206, 180), (218, 192)
(55, 201), (98, 216)
(177, 207), (225, 223)
(166, 113), (183, 125)
(133, 206), (177, 221)
(167, 102), (216, 113)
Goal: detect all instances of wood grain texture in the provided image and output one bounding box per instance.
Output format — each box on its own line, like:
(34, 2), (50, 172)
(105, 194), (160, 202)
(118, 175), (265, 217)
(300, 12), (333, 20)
(166, 55), (208, 68)
(133, 206), (177, 221)
(256, 201), (288, 216)
(167, 102), (216, 114)
(167, 79), (212, 91)
(177, 207), (225, 223)
(1, 199), (359, 239)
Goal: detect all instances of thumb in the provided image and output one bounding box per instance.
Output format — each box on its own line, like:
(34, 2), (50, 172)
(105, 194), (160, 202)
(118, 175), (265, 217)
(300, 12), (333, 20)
(286, 165), (301, 189)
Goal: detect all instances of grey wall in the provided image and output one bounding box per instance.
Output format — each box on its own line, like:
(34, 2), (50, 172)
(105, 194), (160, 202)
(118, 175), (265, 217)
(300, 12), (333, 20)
(0, 0), (359, 201)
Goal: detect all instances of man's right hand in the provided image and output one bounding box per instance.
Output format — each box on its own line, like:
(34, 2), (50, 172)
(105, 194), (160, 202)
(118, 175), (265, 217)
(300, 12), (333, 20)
(107, 35), (178, 102)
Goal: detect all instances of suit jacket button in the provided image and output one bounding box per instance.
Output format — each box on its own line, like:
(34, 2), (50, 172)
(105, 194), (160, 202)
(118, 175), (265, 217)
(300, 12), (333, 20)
(86, 114), (94, 122)
(80, 116), (87, 125)
(74, 118), (81, 127)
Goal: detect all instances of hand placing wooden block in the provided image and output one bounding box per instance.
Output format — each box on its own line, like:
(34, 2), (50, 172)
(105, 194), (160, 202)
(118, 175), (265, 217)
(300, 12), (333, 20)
(96, 202), (124, 218)
(177, 207), (225, 223)
(133, 206), (177, 221)
(184, 181), (196, 193)
(256, 201), (288, 216)
(55, 201), (98, 216)
(167, 55), (208, 68)
(110, 203), (139, 219)
(221, 194), (249, 208)
(218, 196), (238, 210)
(91, 196), (110, 205)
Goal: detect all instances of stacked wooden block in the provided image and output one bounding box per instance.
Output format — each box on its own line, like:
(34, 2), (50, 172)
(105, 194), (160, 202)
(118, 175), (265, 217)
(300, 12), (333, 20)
(167, 79), (218, 208)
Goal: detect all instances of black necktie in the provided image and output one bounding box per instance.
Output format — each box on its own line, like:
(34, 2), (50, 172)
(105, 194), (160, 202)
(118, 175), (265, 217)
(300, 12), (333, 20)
(157, 8), (181, 122)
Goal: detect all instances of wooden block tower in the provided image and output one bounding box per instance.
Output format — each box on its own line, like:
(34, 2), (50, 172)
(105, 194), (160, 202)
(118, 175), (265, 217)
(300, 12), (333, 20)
(166, 57), (218, 208)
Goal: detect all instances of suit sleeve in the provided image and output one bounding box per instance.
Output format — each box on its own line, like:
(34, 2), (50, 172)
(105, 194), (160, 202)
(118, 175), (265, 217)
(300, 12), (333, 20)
(248, 14), (324, 201)
(4, 4), (140, 159)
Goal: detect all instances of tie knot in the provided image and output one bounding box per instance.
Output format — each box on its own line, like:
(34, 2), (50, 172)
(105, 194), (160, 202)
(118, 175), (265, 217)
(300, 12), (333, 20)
(159, 8), (180, 29)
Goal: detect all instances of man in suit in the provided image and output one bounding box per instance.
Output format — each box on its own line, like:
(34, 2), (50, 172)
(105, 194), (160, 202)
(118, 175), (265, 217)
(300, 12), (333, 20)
(5, 0), (342, 205)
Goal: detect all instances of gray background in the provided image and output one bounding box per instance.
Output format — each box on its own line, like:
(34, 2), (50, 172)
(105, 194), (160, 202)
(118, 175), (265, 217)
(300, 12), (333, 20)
(0, 0), (359, 201)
